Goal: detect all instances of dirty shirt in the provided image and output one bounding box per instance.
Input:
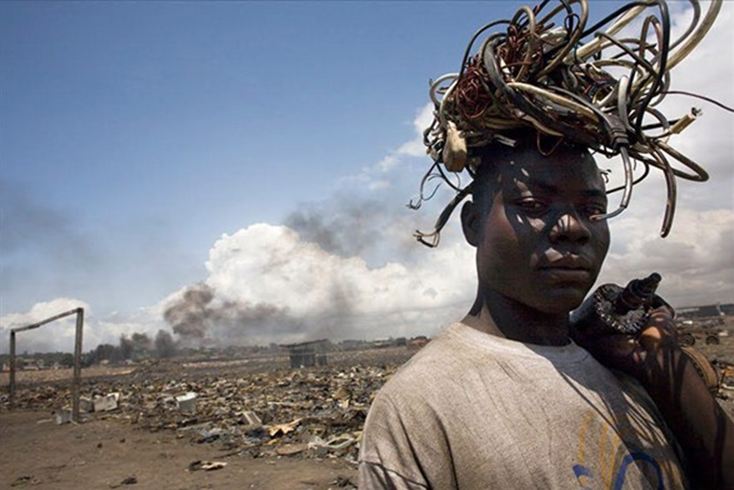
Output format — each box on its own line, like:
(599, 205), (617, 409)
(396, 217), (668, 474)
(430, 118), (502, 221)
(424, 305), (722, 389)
(358, 322), (686, 489)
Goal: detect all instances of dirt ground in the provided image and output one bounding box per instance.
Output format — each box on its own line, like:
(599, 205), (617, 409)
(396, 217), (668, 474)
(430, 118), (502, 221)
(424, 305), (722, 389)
(0, 410), (358, 490)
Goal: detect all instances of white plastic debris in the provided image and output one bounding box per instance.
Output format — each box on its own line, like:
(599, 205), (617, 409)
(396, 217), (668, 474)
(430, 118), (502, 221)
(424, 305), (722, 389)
(93, 392), (120, 412)
(175, 392), (198, 414)
(54, 408), (72, 425)
(241, 410), (262, 426)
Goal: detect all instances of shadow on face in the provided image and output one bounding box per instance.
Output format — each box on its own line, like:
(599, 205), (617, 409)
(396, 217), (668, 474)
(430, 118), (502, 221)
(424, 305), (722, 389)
(462, 142), (611, 314)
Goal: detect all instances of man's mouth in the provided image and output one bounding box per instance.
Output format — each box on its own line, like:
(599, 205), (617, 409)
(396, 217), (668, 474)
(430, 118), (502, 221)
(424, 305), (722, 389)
(538, 268), (591, 282)
(537, 256), (593, 282)
(538, 254), (593, 270)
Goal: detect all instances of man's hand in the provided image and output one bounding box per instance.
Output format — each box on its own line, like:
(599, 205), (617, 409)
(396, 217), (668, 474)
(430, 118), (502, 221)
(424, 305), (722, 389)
(573, 303), (734, 488)
(572, 304), (678, 384)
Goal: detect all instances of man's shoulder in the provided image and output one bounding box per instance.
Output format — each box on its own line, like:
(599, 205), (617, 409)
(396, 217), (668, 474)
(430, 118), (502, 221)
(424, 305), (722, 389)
(383, 332), (454, 386)
(375, 323), (495, 408)
(359, 326), (466, 488)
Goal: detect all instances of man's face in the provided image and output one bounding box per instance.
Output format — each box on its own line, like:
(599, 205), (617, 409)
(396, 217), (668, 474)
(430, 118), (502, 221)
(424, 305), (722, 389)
(466, 145), (610, 314)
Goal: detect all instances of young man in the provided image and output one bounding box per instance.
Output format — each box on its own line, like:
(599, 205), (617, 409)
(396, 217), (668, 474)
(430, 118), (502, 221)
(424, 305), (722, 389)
(358, 139), (733, 489)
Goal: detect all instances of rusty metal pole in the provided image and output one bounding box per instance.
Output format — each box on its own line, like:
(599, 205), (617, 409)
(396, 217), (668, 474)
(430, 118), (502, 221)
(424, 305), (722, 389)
(72, 308), (84, 422)
(9, 330), (16, 409)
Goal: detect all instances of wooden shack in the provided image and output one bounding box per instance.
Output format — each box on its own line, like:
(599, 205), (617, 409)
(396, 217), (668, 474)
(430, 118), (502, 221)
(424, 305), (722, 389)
(281, 339), (331, 368)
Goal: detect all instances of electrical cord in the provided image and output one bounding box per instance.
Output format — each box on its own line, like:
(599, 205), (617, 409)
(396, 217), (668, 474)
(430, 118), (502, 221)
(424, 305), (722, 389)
(411, 0), (729, 247)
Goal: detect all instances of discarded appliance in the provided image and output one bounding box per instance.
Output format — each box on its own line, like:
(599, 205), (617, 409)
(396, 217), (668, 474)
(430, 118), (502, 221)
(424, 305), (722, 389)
(175, 392), (198, 414)
(94, 392), (120, 412)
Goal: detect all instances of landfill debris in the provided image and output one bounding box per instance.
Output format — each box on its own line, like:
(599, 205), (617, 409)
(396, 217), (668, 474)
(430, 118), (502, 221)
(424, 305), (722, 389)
(268, 417), (302, 437)
(94, 392), (120, 412)
(325, 434), (356, 450)
(1, 349), (413, 463)
(79, 397), (94, 413)
(54, 408), (72, 425)
(188, 460), (227, 472)
(241, 410), (262, 426)
(10, 475), (40, 487)
(275, 443), (307, 456)
(175, 392), (197, 414)
(109, 475), (138, 488)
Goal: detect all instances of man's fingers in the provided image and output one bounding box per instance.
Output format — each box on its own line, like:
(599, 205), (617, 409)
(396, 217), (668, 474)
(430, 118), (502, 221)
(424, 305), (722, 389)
(651, 295), (675, 318)
(639, 305), (678, 349)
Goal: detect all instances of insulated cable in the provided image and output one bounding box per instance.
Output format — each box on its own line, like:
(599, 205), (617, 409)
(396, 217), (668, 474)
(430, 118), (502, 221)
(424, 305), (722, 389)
(411, 0), (729, 247)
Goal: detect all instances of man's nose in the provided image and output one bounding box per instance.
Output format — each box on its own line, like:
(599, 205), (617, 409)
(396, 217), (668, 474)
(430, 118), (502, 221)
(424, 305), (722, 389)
(548, 208), (591, 244)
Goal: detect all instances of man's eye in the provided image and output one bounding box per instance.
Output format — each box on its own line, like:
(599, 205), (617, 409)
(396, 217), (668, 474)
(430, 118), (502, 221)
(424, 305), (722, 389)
(517, 199), (547, 212)
(584, 204), (607, 216)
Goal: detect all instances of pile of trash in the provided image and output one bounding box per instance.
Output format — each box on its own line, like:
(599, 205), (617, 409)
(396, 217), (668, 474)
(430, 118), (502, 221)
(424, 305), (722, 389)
(1, 364), (399, 463)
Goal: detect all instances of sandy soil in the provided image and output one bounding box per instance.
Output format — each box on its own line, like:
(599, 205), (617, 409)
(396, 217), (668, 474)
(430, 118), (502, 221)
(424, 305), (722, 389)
(0, 365), (137, 386)
(0, 410), (358, 490)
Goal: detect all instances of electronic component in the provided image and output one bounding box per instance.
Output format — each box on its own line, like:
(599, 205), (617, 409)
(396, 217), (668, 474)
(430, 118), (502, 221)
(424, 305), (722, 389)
(570, 273), (662, 335)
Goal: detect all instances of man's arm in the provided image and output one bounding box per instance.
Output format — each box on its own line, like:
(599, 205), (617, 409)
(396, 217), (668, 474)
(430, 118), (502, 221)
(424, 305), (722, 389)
(575, 306), (734, 488)
(358, 392), (435, 490)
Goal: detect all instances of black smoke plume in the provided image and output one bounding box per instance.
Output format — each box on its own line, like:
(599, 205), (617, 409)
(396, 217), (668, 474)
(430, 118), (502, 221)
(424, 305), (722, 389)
(284, 196), (416, 262)
(154, 329), (177, 358)
(163, 283), (302, 346)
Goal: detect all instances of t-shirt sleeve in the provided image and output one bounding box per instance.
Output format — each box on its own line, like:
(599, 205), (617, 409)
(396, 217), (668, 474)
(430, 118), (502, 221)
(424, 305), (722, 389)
(358, 390), (451, 489)
(358, 461), (429, 490)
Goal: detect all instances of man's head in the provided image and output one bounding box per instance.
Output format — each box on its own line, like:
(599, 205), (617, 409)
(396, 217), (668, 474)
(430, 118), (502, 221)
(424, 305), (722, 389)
(461, 138), (610, 314)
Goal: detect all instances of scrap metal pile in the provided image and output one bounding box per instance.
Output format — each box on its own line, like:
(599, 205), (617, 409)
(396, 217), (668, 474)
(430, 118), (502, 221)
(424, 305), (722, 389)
(1, 364), (399, 464)
(413, 0), (728, 247)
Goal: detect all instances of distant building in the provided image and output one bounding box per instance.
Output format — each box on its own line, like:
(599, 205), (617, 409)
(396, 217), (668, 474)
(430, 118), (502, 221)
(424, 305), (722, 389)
(281, 339), (331, 368)
(372, 338), (394, 349)
(338, 339), (368, 351)
(678, 303), (733, 319)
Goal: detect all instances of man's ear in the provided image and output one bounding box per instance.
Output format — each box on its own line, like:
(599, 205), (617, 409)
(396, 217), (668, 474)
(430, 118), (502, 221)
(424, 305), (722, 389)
(461, 200), (480, 247)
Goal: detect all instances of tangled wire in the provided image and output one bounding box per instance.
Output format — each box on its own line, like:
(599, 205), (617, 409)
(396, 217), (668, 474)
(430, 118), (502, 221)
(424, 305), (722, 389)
(412, 0), (731, 247)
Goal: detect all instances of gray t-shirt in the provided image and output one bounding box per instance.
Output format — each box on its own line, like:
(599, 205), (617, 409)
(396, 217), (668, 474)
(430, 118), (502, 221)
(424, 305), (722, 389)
(358, 322), (686, 489)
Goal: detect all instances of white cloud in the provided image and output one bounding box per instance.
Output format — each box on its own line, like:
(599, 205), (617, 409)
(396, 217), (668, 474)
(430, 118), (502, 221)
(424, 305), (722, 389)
(0, 298), (164, 354)
(600, 208), (734, 306)
(198, 223), (473, 343)
(0, 298), (89, 354)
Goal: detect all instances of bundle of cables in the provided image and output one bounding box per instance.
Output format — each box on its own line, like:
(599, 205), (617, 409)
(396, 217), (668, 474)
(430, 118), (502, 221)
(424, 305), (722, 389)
(412, 0), (730, 247)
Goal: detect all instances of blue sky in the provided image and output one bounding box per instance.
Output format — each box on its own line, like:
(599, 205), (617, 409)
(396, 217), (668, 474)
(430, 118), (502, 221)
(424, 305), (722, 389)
(2, 1), (732, 351)
(1, 1), (615, 314)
